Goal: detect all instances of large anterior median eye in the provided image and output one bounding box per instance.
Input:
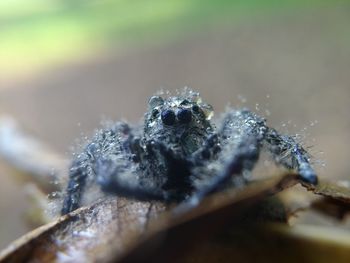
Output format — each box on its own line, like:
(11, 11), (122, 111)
(177, 108), (192, 124)
(161, 109), (176, 125)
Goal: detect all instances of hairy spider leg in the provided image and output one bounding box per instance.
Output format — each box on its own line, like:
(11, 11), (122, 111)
(264, 128), (318, 184)
(61, 122), (138, 215)
(96, 139), (193, 203)
(195, 139), (260, 203)
(96, 157), (166, 201)
(61, 160), (89, 215)
(95, 139), (170, 201)
(191, 133), (221, 163)
(176, 110), (266, 213)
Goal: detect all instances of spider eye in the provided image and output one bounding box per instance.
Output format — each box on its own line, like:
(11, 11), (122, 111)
(152, 109), (160, 118)
(161, 109), (176, 125)
(192, 104), (200, 113)
(177, 108), (192, 124)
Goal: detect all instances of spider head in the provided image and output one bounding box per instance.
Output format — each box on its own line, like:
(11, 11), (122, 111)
(144, 90), (215, 154)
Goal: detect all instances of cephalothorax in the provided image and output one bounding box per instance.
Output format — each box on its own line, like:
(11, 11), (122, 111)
(62, 89), (317, 215)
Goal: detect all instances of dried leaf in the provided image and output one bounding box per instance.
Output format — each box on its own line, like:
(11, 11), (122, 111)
(301, 179), (350, 203)
(115, 175), (350, 263)
(0, 198), (165, 263)
(5, 173), (349, 263)
(115, 173), (298, 262)
(165, 223), (350, 263)
(0, 173), (297, 263)
(311, 198), (350, 220)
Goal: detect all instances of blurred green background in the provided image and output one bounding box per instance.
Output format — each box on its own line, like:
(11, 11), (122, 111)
(0, 0), (350, 250)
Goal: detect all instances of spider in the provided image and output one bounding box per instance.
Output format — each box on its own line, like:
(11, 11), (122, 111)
(61, 89), (318, 215)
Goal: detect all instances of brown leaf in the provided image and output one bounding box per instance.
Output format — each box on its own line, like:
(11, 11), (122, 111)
(115, 173), (298, 262)
(168, 223), (350, 263)
(301, 179), (350, 203)
(311, 198), (350, 220)
(115, 175), (350, 263)
(0, 198), (166, 263)
(0, 173), (297, 263)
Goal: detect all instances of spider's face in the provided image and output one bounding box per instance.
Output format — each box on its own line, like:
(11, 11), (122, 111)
(144, 91), (215, 154)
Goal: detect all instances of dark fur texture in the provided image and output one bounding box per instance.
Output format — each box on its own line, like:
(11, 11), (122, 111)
(62, 90), (317, 215)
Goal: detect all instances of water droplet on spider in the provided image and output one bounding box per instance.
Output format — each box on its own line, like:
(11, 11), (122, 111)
(266, 94), (270, 99)
(50, 192), (59, 198)
(52, 179), (59, 185)
(255, 103), (260, 111)
(203, 106), (214, 120)
(189, 92), (202, 103)
(310, 120), (319, 127)
(296, 133), (304, 140)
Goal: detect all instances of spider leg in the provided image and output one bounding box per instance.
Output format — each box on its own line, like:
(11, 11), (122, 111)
(61, 159), (89, 215)
(96, 137), (193, 203)
(191, 133), (221, 163)
(94, 138), (182, 202)
(61, 122), (136, 215)
(194, 137), (260, 202)
(179, 110), (266, 211)
(264, 128), (318, 184)
(95, 156), (167, 201)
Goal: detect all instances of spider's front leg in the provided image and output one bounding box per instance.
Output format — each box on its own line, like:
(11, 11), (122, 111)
(95, 138), (170, 202)
(264, 128), (318, 185)
(61, 122), (147, 215)
(61, 157), (91, 215)
(95, 159), (166, 201)
(183, 110), (266, 209)
(214, 109), (318, 185)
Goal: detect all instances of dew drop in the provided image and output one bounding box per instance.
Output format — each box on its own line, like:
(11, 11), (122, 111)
(255, 103), (260, 111)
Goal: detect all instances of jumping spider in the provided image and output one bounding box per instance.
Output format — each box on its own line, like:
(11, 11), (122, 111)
(62, 89), (317, 215)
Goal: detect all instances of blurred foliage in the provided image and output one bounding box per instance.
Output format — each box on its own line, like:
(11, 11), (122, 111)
(0, 0), (344, 76)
